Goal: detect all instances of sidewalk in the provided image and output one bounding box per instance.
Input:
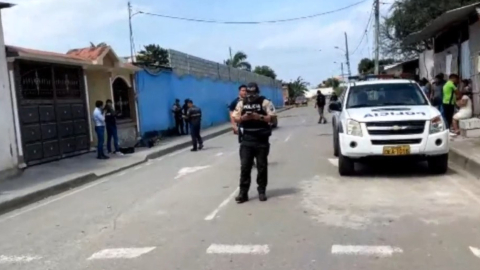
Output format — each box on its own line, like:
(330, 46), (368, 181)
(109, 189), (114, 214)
(449, 137), (480, 179)
(0, 107), (292, 214)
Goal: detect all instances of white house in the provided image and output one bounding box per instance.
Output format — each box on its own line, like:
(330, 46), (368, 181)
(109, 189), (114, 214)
(0, 2), (17, 179)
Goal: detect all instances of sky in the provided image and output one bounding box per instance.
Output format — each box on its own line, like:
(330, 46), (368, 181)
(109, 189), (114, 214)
(2, 0), (391, 87)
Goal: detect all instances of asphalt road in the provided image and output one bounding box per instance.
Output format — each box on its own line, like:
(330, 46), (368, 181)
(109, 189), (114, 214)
(1, 105), (480, 270)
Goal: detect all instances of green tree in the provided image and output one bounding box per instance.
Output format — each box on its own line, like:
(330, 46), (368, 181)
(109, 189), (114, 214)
(253, 65), (277, 79)
(382, 0), (477, 58)
(137, 44), (170, 66)
(288, 77), (310, 98)
(358, 58), (395, 74)
(321, 78), (340, 88)
(224, 51), (252, 71)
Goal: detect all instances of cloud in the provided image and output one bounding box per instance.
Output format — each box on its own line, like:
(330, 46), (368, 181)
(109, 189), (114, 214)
(0, 0), (391, 85)
(2, 0), (127, 51)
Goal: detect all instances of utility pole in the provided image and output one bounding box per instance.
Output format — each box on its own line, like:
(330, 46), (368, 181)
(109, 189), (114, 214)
(344, 32), (352, 78)
(128, 1), (135, 63)
(341, 63), (345, 81)
(374, 0), (380, 74)
(229, 47), (233, 64)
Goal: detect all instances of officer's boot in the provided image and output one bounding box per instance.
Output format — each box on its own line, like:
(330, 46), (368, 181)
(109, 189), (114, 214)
(235, 190), (249, 204)
(258, 193), (268, 202)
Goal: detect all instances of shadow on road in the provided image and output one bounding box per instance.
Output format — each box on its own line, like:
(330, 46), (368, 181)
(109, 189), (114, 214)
(353, 161), (456, 179)
(251, 187), (299, 200)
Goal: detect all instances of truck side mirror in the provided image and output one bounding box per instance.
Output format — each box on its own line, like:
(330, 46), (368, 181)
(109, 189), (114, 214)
(329, 102), (342, 112)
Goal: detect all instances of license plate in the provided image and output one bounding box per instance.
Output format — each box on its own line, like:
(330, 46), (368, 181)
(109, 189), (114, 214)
(382, 145), (411, 156)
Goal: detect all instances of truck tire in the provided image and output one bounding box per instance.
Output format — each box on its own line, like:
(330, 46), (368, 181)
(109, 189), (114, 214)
(333, 132), (339, 157)
(427, 154), (448, 174)
(339, 153), (355, 176)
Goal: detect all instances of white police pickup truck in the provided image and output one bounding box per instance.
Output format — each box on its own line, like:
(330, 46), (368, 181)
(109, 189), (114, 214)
(329, 79), (449, 176)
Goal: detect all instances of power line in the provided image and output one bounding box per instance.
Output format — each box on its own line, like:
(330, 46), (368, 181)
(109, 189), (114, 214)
(351, 2), (374, 55)
(136, 0), (366, 24)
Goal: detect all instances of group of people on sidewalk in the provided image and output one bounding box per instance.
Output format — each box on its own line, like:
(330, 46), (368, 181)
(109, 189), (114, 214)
(419, 73), (473, 136)
(172, 99), (204, 151)
(93, 99), (123, 160)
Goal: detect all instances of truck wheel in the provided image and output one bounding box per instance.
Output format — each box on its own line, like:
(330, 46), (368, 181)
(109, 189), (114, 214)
(339, 154), (355, 176)
(333, 132), (339, 157)
(428, 154), (448, 174)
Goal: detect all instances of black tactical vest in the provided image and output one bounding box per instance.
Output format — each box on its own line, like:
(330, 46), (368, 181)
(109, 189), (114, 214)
(241, 96), (271, 137)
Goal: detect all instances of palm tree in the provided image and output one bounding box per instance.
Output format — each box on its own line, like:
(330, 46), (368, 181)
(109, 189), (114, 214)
(288, 77), (310, 98)
(224, 51), (251, 71)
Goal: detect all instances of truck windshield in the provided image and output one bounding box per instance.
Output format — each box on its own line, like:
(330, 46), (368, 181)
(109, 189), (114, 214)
(346, 83), (429, 109)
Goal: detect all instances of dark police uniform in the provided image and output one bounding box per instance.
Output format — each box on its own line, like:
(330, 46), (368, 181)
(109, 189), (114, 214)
(232, 96), (276, 199)
(172, 103), (184, 135)
(186, 105), (203, 150)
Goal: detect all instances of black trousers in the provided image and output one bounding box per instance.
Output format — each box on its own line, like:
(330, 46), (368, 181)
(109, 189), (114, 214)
(240, 145), (269, 194)
(175, 118), (184, 135)
(190, 123), (203, 149)
(184, 120), (190, 134)
(443, 104), (455, 129)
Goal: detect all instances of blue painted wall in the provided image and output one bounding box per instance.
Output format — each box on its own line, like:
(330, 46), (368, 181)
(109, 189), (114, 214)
(136, 70), (283, 135)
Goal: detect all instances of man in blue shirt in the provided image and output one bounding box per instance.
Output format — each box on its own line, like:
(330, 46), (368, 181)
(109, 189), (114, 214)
(93, 100), (109, 159)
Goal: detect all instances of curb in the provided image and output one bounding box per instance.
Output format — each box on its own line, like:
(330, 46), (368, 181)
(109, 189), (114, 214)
(449, 147), (480, 179)
(0, 106), (292, 215)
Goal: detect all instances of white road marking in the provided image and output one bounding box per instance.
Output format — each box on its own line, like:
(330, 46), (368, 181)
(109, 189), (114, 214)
(174, 166), (211, 179)
(284, 135), (291, 142)
(331, 245), (403, 257)
(145, 161), (153, 166)
(447, 176), (480, 205)
(215, 152), (224, 157)
(87, 247), (156, 260)
(118, 171), (126, 176)
(205, 187), (239, 221)
(0, 255), (42, 263)
(470, 246), (480, 258)
(206, 244), (270, 255)
(0, 130), (241, 221)
(328, 158), (338, 167)
(133, 165), (143, 171)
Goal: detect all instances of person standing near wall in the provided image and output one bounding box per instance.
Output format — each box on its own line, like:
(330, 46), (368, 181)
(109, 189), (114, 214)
(105, 99), (123, 156)
(232, 82), (276, 203)
(172, 99), (184, 135)
(182, 99), (190, 135)
(184, 99), (203, 151)
(442, 74), (460, 131)
(93, 100), (109, 160)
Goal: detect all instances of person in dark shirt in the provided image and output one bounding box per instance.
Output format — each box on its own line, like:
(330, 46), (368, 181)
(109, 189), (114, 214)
(184, 99), (203, 151)
(315, 91), (327, 124)
(104, 99), (123, 156)
(182, 99), (190, 134)
(172, 99), (184, 135)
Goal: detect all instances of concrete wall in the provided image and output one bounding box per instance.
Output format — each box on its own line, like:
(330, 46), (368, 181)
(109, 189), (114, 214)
(136, 70), (283, 135)
(385, 65), (403, 76)
(0, 12), (19, 177)
(469, 21), (480, 115)
(419, 50), (434, 80)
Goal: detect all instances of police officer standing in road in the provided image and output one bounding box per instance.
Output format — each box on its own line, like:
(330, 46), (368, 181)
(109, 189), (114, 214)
(184, 99), (204, 151)
(232, 82), (276, 203)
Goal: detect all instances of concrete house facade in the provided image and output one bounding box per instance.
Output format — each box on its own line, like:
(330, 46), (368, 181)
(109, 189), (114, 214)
(5, 45), (139, 167)
(0, 2), (17, 178)
(405, 2), (480, 115)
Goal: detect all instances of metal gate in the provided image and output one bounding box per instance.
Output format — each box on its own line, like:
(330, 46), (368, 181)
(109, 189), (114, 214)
(14, 60), (90, 165)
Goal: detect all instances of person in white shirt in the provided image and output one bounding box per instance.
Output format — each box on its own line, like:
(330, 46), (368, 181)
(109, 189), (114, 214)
(93, 100), (109, 159)
(451, 92), (472, 136)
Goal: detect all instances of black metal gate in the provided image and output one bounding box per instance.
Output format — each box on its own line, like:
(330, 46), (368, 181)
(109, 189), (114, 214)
(14, 60), (90, 165)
